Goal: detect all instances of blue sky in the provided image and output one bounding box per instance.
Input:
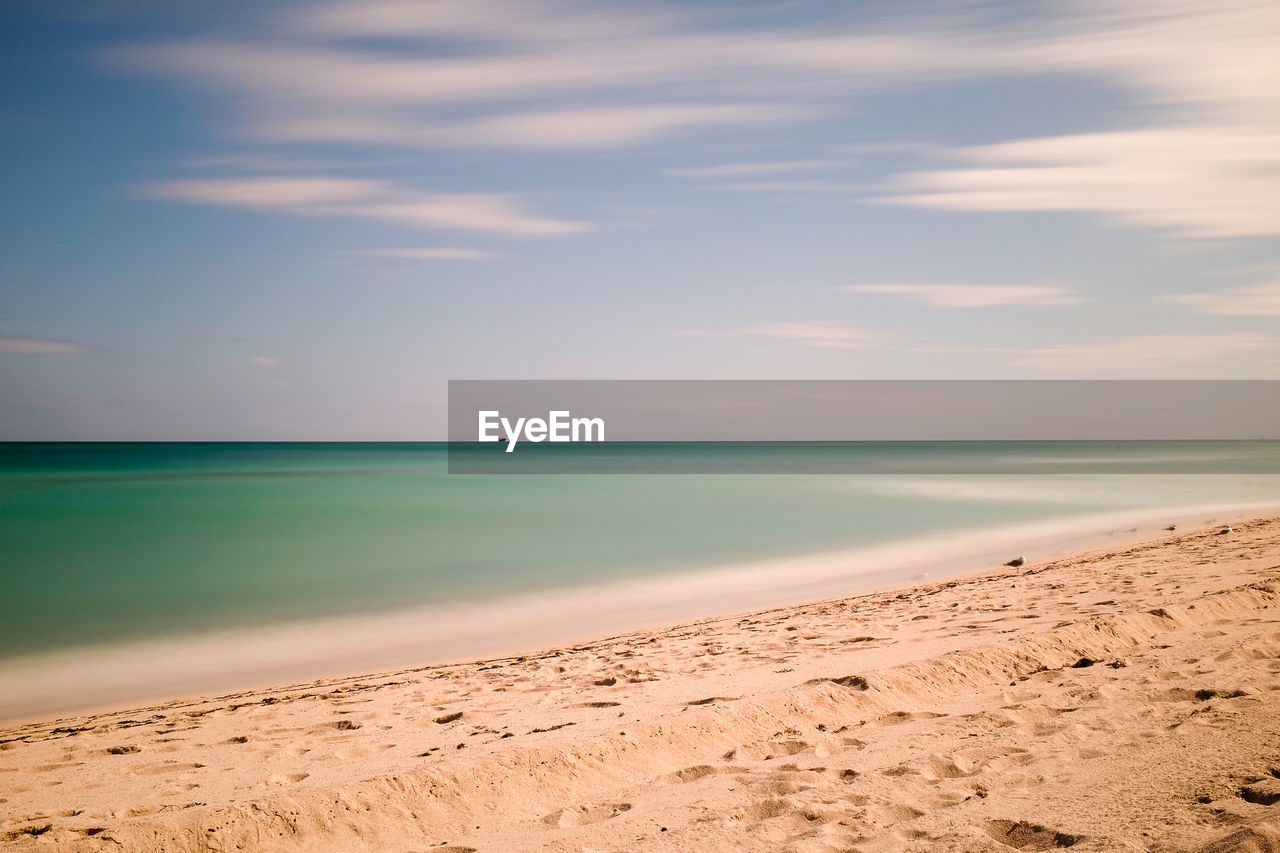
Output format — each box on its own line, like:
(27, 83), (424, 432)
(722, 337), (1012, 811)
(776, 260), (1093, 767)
(2, 0), (1278, 439)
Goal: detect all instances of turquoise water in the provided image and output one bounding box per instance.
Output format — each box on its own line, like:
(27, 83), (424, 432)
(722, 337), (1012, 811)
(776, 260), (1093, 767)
(2, 442), (1279, 661)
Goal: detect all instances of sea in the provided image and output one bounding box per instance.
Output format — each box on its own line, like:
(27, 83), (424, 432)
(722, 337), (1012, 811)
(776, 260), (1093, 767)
(2, 441), (1278, 719)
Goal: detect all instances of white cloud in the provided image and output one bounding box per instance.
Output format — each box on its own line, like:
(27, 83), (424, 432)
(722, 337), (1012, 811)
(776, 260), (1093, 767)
(1017, 333), (1275, 371)
(95, 0), (1276, 265)
(0, 336), (89, 354)
(352, 247), (495, 260)
(872, 0), (1280, 238)
(108, 4), (987, 152)
(746, 322), (871, 349)
(664, 160), (845, 178)
(251, 356), (282, 368)
(1165, 278), (1280, 316)
(141, 177), (585, 236)
(116, 25), (971, 110)
(679, 322), (875, 349)
(841, 283), (1083, 308)
(258, 104), (797, 150)
(297, 0), (683, 45)
(1020, 0), (1280, 126)
(109, 0), (1280, 241)
(147, 177), (379, 207)
(878, 126), (1280, 238)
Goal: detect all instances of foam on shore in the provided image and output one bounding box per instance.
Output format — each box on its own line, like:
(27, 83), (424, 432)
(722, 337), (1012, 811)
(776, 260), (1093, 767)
(2, 501), (1272, 723)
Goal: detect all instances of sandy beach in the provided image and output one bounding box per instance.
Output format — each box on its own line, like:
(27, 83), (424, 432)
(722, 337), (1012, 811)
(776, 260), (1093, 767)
(4, 515), (1280, 851)
(8, 0), (1279, 848)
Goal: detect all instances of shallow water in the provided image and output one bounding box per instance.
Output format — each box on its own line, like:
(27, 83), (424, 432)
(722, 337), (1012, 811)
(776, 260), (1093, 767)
(3, 442), (1279, 663)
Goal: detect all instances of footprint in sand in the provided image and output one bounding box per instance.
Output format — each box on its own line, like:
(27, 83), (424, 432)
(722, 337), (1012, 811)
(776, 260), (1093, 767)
(738, 798), (793, 822)
(267, 772), (310, 786)
(1195, 823), (1280, 853)
(1240, 775), (1280, 805)
(983, 819), (1082, 849)
(875, 711), (945, 726)
(923, 754), (973, 780)
(542, 802), (632, 828)
(133, 762), (203, 776)
(334, 745), (370, 759)
(868, 800), (926, 826)
(736, 739), (810, 761)
(327, 719), (361, 730)
(1, 825), (53, 843)
(666, 765), (717, 783)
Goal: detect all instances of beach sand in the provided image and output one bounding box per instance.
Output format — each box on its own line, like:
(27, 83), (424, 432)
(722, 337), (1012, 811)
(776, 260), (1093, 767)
(4, 516), (1280, 851)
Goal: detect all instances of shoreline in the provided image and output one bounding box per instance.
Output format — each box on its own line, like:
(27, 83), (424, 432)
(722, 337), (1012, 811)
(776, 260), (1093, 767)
(2, 501), (1273, 726)
(3, 515), (1280, 850)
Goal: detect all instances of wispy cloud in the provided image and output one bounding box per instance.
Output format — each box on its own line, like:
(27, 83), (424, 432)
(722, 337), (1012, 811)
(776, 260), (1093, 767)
(102, 0), (1280, 257)
(141, 177), (585, 236)
(678, 322), (876, 349)
(106, 0), (1280, 247)
(877, 127), (1280, 238)
(0, 335), (89, 354)
(664, 160), (845, 178)
(250, 356), (282, 368)
(1164, 277), (1280, 316)
(295, 1), (684, 44)
(873, 1), (1280, 239)
(257, 104), (801, 151)
(1017, 333), (1275, 372)
(351, 247), (496, 260)
(841, 283), (1083, 308)
(106, 3), (989, 152)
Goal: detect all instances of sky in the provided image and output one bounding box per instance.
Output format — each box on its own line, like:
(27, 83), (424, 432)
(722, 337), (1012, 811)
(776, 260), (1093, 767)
(1, 0), (1278, 439)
